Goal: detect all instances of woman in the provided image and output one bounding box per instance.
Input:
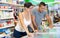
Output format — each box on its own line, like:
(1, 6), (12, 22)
(13, 2), (34, 38)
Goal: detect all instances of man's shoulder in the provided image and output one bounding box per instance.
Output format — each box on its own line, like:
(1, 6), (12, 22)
(32, 6), (38, 11)
(32, 7), (38, 15)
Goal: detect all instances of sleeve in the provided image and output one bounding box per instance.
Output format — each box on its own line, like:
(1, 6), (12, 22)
(31, 8), (36, 16)
(44, 12), (47, 17)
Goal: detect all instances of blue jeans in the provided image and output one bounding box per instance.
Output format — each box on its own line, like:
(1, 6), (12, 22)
(13, 29), (27, 38)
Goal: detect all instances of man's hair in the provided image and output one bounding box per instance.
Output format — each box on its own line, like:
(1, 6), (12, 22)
(24, 2), (33, 8)
(56, 11), (58, 13)
(39, 2), (46, 7)
(51, 11), (54, 13)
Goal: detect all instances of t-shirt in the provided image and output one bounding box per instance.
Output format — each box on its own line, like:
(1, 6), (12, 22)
(32, 7), (47, 30)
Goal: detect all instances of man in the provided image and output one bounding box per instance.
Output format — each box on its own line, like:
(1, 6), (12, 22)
(32, 2), (53, 30)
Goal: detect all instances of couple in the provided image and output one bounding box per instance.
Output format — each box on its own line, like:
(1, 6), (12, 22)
(13, 2), (53, 38)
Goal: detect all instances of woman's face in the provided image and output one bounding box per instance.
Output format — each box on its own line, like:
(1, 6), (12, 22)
(26, 6), (34, 12)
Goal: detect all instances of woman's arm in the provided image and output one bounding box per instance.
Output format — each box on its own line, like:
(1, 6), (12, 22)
(19, 13), (30, 34)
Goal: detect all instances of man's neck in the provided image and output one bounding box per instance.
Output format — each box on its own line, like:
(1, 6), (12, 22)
(37, 7), (41, 13)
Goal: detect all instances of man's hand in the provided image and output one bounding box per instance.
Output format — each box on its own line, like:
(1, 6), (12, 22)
(46, 14), (54, 29)
(27, 33), (33, 37)
(49, 25), (54, 28)
(34, 30), (39, 32)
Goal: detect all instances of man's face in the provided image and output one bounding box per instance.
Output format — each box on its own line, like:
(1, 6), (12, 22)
(39, 5), (46, 12)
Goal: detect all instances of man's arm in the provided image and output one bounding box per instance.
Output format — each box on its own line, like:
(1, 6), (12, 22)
(45, 14), (53, 28)
(30, 23), (35, 31)
(31, 15), (38, 30)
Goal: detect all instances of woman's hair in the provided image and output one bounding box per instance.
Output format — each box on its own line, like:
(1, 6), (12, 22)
(24, 2), (33, 8)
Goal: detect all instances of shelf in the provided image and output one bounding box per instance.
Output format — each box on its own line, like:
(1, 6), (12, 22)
(0, 25), (15, 29)
(53, 22), (60, 27)
(0, 32), (13, 37)
(0, 2), (24, 7)
(0, 17), (14, 20)
(0, 33), (6, 37)
(0, 9), (13, 11)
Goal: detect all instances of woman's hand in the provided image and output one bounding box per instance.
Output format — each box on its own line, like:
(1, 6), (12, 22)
(27, 33), (34, 37)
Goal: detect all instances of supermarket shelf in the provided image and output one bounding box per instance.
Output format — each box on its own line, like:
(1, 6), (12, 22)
(0, 17), (14, 20)
(0, 2), (24, 7)
(0, 25), (15, 29)
(0, 32), (13, 37)
(0, 9), (13, 11)
(0, 33), (6, 37)
(53, 22), (60, 27)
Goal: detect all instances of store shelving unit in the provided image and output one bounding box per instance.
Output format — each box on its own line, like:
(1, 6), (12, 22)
(0, 25), (14, 29)
(0, 2), (14, 38)
(0, 32), (13, 38)
(0, 17), (14, 20)
(0, 9), (14, 28)
(0, 0), (24, 38)
(0, 0), (24, 28)
(0, 9), (13, 11)
(0, 1), (24, 7)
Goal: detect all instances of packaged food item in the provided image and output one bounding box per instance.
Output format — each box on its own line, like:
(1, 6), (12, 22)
(4, 22), (7, 27)
(1, 0), (6, 2)
(10, 12), (14, 18)
(13, 0), (17, 4)
(5, 29), (11, 34)
(7, 21), (11, 24)
(0, 10), (3, 18)
(0, 24), (4, 27)
(0, 6), (1, 8)
(1, 6), (4, 9)
(6, 0), (12, 3)
(4, 6), (8, 9)
(19, 0), (24, 5)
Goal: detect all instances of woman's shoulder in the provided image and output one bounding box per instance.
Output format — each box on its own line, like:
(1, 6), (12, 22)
(18, 12), (25, 17)
(19, 12), (23, 15)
